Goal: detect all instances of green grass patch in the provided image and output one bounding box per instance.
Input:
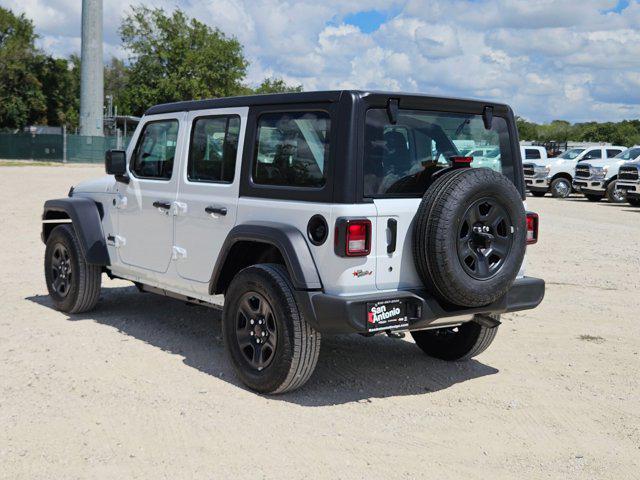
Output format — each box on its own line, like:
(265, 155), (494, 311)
(0, 160), (62, 167)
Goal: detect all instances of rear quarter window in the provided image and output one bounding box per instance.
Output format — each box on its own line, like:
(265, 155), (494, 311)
(252, 111), (330, 188)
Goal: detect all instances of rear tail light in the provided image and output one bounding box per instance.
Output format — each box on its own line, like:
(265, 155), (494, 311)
(526, 211), (539, 245)
(335, 218), (371, 257)
(450, 156), (473, 166)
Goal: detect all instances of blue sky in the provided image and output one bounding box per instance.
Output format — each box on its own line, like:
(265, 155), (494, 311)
(3, 0), (640, 123)
(344, 9), (396, 33)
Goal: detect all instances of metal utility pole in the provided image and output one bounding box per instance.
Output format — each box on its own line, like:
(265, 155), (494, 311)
(79, 0), (104, 137)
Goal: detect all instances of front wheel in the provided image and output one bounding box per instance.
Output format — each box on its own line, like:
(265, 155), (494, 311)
(628, 197), (640, 207)
(222, 264), (321, 394)
(44, 224), (102, 313)
(550, 178), (571, 198)
(411, 318), (499, 361)
(606, 181), (626, 203)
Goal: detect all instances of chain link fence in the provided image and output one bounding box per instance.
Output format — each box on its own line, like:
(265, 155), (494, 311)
(0, 133), (133, 163)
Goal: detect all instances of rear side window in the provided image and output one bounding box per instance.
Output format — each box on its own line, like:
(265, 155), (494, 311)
(607, 149), (623, 158)
(364, 109), (514, 197)
(525, 148), (541, 160)
(582, 149), (602, 160)
(131, 120), (179, 180)
(252, 111), (330, 188)
(188, 115), (240, 183)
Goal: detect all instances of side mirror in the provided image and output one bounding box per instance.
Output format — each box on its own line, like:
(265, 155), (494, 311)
(105, 150), (128, 182)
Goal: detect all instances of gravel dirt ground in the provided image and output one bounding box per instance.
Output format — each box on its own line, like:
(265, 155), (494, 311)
(1, 164), (639, 479)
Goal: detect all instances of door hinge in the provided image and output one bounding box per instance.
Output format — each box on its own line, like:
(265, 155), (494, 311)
(172, 201), (188, 216)
(171, 246), (187, 260)
(114, 194), (128, 209)
(107, 234), (126, 248)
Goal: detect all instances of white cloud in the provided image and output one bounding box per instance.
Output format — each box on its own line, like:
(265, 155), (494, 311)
(3, 0), (640, 122)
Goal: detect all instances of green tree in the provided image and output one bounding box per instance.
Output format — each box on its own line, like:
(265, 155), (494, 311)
(516, 116), (539, 141)
(120, 7), (248, 115)
(254, 77), (303, 94)
(34, 55), (80, 128)
(0, 7), (46, 129)
(104, 57), (129, 115)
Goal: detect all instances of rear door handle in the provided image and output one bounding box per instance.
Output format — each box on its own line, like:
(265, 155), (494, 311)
(153, 201), (171, 210)
(205, 206), (227, 216)
(387, 218), (397, 254)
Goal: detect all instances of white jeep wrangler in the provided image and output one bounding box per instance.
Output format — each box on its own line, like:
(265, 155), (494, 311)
(41, 91), (544, 393)
(573, 147), (640, 203)
(523, 145), (625, 198)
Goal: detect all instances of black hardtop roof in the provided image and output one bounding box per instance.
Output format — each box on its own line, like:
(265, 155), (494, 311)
(144, 90), (510, 116)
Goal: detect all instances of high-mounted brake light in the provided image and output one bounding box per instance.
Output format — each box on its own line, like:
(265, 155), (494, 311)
(526, 212), (539, 245)
(450, 156), (474, 166)
(335, 218), (371, 257)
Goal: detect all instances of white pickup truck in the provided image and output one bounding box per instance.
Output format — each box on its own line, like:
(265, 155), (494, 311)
(573, 146), (640, 203)
(617, 159), (640, 207)
(522, 145), (625, 198)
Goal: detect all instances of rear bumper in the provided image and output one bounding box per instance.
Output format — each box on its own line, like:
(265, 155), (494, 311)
(295, 277), (545, 334)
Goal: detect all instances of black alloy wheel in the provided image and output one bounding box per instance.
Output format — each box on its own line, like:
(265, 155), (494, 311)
(234, 292), (278, 371)
(50, 243), (73, 297)
(457, 198), (513, 280)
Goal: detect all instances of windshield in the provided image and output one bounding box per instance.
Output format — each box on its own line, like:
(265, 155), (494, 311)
(615, 147), (640, 160)
(558, 148), (584, 159)
(363, 109), (514, 197)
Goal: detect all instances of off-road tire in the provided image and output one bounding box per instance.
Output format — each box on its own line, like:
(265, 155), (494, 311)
(585, 194), (602, 202)
(222, 264), (321, 394)
(628, 196), (640, 207)
(530, 191), (546, 197)
(605, 181), (626, 203)
(411, 318), (499, 361)
(44, 224), (102, 313)
(550, 177), (572, 198)
(413, 168), (526, 308)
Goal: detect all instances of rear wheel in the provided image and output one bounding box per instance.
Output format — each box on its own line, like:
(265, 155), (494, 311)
(44, 224), (102, 313)
(606, 181), (626, 203)
(411, 317), (499, 361)
(222, 264), (321, 394)
(550, 177), (571, 198)
(585, 194), (602, 202)
(530, 191), (546, 197)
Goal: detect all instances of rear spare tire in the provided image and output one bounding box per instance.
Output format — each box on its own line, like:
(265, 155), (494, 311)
(413, 168), (526, 308)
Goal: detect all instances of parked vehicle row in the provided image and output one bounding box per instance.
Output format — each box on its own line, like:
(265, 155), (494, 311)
(521, 145), (625, 198)
(521, 145), (640, 206)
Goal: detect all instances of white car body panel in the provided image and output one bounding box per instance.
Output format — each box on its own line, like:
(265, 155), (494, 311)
(71, 107), (532, 304)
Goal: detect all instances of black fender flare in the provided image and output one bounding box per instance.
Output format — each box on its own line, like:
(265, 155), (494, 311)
(209, 222), (322, 293)
(42, 198), (110, 266)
